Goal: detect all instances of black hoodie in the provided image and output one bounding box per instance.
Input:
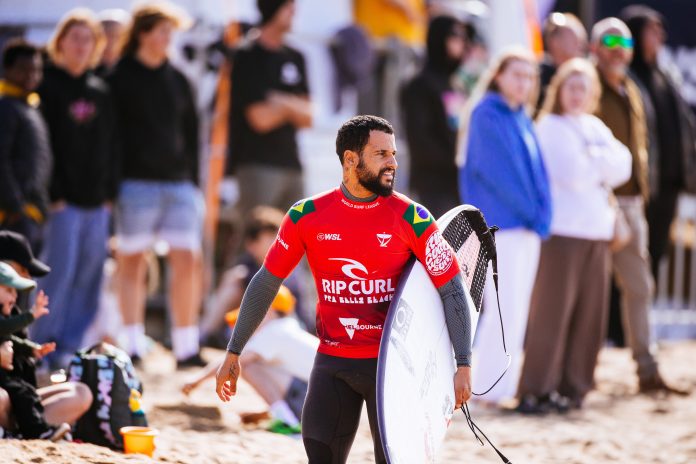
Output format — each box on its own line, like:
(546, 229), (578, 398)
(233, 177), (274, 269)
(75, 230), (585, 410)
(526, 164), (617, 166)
(623, 6), (694, 190)
(108, 56), (199, 185)
(400, 16), (464, 211)
(38, 65), (119, 206)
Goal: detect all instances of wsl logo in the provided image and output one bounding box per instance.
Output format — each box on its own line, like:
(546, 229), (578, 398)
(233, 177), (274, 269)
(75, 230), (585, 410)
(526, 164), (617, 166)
(339, 317), (383, 339)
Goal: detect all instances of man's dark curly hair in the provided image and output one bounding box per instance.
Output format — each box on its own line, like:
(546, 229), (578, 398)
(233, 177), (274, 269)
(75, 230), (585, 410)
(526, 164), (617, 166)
(335, 115), (394, 164)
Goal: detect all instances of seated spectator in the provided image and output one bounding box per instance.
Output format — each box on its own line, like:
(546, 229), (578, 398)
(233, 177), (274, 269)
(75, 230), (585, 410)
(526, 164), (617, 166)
(0, 231), (93, 432)
(0, 262), (71, 440)
(516, 58), (631, 413)
(0, 40), (51, 252)
(200, 206), (308, 346)
(184, 285), (318, 434)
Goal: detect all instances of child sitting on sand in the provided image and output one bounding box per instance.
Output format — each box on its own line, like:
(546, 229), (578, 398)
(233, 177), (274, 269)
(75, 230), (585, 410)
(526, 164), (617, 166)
(183, 285), (318, 434)
(0, 262), (71, 441)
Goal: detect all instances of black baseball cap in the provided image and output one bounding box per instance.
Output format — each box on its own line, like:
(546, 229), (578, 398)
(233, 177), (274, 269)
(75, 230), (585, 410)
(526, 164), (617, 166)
(0, 231), (51, 276)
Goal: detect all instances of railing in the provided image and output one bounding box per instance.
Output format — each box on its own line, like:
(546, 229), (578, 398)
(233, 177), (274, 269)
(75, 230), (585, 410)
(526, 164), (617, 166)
(653, 194), (696, 339)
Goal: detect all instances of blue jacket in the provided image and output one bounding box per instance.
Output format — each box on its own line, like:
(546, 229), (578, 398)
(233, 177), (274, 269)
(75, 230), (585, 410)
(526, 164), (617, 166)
(459, 92), (552, 238)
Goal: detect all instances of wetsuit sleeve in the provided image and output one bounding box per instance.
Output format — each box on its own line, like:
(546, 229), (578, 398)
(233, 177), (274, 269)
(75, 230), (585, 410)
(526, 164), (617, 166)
(263, 212), (306, 279)
(402, 203), (460, 288)
(438, 273), (472, 367)
(226, 266), (283, 354)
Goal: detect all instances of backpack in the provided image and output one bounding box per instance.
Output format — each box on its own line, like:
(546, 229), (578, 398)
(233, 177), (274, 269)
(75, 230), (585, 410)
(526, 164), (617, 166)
(67, 343), (147, 449)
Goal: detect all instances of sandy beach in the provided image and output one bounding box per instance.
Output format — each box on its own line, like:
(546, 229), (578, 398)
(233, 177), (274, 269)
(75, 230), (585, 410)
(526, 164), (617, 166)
(1, 341), (694, 464)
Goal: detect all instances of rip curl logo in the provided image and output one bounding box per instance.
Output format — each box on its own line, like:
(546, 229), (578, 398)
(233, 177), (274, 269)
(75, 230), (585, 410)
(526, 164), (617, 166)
(376, 233), (392, 248)
(329, 258), (368, 280)
(425, 230), (453, 276)
(339, 317), (382, 339)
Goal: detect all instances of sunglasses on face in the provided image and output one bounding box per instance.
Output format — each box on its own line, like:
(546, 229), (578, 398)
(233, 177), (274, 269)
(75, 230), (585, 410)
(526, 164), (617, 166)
(600, 34), (634, 49)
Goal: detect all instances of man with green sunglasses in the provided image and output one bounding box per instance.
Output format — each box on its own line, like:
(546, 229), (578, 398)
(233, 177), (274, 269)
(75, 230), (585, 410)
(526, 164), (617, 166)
(600, 34), (634, 49)
(590, 17), (686, 396)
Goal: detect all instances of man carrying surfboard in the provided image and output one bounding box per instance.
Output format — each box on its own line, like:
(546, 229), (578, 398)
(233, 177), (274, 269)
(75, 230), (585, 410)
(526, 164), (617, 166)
(216, 115), (473, 463)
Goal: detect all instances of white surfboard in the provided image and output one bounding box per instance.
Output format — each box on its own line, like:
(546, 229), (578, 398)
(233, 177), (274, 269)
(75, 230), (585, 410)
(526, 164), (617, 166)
(377, 205), (493, 464)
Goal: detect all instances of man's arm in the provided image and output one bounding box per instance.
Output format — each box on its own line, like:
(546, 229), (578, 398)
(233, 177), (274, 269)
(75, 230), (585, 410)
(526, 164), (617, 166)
(438, 273), (473, 408)
(216, 266), (283, 402)
(245, 92), (312, 133)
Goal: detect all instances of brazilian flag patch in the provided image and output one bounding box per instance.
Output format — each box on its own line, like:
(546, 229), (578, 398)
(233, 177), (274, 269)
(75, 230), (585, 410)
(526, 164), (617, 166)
(402, 203), (433, 237)
(288, 199), (316, 224)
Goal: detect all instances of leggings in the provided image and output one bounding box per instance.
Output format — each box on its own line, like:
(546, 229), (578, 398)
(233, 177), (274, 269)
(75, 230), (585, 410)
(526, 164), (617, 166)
(302, 353), (386, 464)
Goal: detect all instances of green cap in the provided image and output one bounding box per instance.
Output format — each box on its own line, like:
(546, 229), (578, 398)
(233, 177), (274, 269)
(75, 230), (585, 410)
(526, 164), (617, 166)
(0, 261), (36, 291)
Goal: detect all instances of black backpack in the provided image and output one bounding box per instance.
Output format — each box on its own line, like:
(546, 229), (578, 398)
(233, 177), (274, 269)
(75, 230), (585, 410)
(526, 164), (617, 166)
(67, 343), (147, 449)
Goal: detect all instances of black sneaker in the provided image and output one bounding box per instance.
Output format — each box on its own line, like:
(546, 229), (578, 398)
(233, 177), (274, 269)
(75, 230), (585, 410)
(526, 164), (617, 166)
(176, 352), (207, 369)
(515, 394), (552, 415)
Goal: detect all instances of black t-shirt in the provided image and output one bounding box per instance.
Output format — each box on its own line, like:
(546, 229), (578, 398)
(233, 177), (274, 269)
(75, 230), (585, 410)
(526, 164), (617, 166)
(228, 40), (309, 174)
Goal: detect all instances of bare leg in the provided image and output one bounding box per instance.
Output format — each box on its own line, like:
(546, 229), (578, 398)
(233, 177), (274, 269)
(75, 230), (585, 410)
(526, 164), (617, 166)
(0, 387), (11, 429)
(240, 358), (291, 405)
(168, 248), (201, 328)
(39, 382), (93, 425)
(199, 270), (244, 339)
(116, 252), (148, 326)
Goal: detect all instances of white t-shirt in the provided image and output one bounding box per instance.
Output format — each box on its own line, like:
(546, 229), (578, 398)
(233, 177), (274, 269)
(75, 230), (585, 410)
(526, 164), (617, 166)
(245, 317), (319, 382)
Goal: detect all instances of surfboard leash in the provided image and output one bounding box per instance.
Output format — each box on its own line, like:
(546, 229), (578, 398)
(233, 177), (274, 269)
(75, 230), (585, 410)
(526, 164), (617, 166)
(472, 225), (512, 397)
(461, 224), (513, 463)
(460, 403), (512, 463)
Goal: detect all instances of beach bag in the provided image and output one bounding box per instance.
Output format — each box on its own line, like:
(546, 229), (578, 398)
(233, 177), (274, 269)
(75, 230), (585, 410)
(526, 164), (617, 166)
(67, 343), (146, 449)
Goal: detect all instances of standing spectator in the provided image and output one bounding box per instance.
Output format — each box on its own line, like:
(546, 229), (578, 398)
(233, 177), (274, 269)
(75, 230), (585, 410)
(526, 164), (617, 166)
(536, 12), (587, 112)
(517, 58), (631, 413)
(28, 9), (117, 370)
(621, 6), (696, 278)
(0, 40), (51, 252)
(228, 0), (312, 216)
(96, 9), (130, 77)
(353, 0), (426, 125)
(458, 47), (552, 405)
(401, 15), (468, 218)
(109, 3), (205, 368)
(592, 18), (683, 394)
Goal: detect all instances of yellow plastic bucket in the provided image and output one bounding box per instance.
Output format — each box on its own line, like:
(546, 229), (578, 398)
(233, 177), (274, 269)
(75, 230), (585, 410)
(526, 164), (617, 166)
(120, 426), (159, 457)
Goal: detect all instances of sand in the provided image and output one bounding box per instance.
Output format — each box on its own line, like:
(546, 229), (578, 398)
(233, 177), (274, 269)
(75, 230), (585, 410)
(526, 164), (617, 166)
(1, 341), (694, 464)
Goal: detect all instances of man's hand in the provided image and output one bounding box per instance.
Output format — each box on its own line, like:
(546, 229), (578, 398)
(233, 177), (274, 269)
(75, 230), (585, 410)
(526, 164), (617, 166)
(454, 366), (472, 409)
(31, 290), (50, 320)
(215, 352), (241, 402)
(33, 342), (56, 359)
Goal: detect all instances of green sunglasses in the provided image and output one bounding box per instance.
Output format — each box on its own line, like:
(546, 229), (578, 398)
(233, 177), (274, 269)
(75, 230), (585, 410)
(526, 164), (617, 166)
(601, 34), (634, 49)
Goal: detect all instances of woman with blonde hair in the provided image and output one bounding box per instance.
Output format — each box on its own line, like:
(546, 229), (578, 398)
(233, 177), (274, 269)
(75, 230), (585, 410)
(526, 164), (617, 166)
(31, 8), (118, 369)
(458, 47), (552, 406)
(108, 2), (204, 368)
(516, 58), (631, 413)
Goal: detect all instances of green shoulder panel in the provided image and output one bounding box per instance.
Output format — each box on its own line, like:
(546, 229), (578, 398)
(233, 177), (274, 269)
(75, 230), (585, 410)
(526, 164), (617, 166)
(288, 198), (316, 224)
(402, 202), (434, 237)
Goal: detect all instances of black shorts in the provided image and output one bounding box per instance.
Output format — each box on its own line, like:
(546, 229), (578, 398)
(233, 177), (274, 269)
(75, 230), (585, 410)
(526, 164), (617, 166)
(301, 352), (385, 464)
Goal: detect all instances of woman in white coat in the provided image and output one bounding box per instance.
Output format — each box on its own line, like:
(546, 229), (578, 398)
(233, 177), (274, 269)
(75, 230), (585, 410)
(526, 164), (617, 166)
(516, 58), (632, 413)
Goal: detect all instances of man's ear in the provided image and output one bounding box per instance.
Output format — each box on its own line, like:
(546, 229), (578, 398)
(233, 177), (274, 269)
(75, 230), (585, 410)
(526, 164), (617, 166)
(344, 150), (358, 167)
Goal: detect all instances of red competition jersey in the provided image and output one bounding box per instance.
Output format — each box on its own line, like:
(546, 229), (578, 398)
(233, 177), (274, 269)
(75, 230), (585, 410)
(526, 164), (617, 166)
(264, 187), (460, 358)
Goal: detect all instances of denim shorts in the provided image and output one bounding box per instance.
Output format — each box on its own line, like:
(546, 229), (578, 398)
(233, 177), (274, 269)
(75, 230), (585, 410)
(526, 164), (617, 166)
(115, 180), (204, 254)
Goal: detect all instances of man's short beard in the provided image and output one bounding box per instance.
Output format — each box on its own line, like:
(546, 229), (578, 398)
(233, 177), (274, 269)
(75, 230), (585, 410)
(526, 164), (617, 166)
(356, 158), (395, 197)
